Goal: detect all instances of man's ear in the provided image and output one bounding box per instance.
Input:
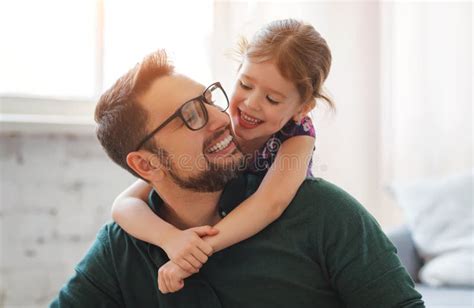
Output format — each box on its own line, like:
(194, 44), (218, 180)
(126, 151), (165, 182)
(293, 100), (316, 122)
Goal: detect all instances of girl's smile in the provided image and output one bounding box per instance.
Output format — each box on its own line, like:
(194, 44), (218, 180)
(238, 109), (264, 128)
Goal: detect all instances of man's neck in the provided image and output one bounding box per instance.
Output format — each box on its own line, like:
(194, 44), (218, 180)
(154, 183), (223, 230)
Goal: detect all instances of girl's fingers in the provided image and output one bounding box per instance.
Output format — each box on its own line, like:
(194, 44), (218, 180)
(192, 248), (209, 264)
(196, 241), (214, 257)
(158, 269), (168, 294)
(169, 275), (182, 292)
(184, 255), (202, 270)
(175, 259), (196, 273)
(165, 272), (173, 293)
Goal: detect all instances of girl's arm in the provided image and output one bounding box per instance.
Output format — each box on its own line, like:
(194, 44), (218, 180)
(112, 180), (174, 247)
(204, 135), (315, 252)
(112, 179), (217, 273)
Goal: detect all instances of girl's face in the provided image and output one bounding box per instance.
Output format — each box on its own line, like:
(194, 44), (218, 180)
(229, 58), (305, 143)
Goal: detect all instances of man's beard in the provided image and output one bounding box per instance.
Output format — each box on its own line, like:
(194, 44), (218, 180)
(167, 151), (245, 192)
(150, 142), (246, 192)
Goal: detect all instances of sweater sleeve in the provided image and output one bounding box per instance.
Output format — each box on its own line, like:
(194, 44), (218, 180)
(49, 224), (124, 308)
(315, 181), (425, 308)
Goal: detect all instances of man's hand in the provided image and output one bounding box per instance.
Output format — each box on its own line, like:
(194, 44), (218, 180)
(161, 226), (218, 273)
(157, 261), (192, 293)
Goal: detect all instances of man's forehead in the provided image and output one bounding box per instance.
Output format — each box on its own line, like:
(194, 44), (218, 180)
(141, 73), (204, 109)
(139, 73), (205, 125)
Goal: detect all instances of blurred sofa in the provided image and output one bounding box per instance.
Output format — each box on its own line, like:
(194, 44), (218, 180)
(387, 225), (474, 308)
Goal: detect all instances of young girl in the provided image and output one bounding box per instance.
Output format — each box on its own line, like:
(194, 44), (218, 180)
(112, 19), (334, 293)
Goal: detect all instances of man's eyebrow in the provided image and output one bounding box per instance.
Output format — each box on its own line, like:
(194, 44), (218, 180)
(241, 74), (287, 99)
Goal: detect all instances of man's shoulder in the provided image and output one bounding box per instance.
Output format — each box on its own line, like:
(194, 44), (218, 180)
(95, 221), (126, 241)
(297, 177), (360, 205)
(75, 222), (150, 277)
(88, 222), (144, 256)
(292, 177), (374, 221)
(291, 177), (390, 249)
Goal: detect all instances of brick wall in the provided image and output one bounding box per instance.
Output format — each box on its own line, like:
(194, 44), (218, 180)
(0, 132), (135, 307)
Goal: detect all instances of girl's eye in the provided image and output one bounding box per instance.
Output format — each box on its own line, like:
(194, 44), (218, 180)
(266, 95), (280, 105)
(239, 81), (252, 90)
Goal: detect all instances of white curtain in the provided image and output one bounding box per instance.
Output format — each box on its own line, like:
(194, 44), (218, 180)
(381, 2), (472, 181)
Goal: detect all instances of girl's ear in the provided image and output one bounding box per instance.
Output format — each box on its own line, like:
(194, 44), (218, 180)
(126, 151), (166, 182)
(293, 100), (316, 123)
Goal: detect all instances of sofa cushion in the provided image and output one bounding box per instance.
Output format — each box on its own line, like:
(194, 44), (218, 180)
(389, 169), (474, 287)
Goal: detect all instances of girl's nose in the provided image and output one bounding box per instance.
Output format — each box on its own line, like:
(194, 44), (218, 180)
(244, 93), (261, 111)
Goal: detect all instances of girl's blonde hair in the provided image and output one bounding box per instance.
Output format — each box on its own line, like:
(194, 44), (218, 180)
(236, 19), (334, 109)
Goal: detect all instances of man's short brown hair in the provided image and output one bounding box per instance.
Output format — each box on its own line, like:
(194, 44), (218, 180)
(95, 49), (174, 177)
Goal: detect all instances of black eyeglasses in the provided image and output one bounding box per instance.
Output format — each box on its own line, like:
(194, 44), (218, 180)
(135, 82), (229, 151)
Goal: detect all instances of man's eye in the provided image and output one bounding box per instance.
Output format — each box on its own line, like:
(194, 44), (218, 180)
(184, 113), (198, 124)
(239, 81), (252, 90)
(266, 95), (280, 105)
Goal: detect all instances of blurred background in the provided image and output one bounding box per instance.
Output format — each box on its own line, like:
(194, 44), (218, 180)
(0, 0), (472, 307)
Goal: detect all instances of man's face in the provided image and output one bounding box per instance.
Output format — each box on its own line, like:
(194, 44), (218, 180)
(138, 73), (245, 192)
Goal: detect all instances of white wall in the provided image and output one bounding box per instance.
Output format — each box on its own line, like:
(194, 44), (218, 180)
(379, 1), (473, 226)
(384, 2), (472, 179)
(0, 131), (135, 307)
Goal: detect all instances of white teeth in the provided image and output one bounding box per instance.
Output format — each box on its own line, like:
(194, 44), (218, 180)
(207, 135), (233, 153)
(241, 111), (262, 124)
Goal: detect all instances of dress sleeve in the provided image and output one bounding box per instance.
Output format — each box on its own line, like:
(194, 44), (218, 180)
(50, 224), (124, 308)
(278, 116), (316, 143)
(295, 116), (316, 138)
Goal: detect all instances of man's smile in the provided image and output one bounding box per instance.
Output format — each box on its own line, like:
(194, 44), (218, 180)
(205, 130), (238, 157)
(206, 135), (234, 153)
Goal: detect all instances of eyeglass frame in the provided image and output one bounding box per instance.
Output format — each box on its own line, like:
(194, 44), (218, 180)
(134, 81), (229, 151)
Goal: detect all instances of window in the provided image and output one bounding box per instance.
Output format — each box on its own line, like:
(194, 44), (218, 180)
(0, 0), (98, 99)
(0, 0), (213, 122)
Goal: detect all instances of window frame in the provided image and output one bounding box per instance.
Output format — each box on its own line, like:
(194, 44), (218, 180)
(0, 0), (104, 133)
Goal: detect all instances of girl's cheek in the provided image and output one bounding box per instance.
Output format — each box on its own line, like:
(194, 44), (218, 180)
(229, 93), (242, 110)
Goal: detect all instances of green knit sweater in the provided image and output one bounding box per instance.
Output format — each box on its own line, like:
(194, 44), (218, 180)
(51, 175), (424, 307)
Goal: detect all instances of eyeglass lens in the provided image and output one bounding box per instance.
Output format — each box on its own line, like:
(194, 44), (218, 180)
(181, 100), (207, 129)
(182, 85), (227, 129)
(204, 84), (227, 111)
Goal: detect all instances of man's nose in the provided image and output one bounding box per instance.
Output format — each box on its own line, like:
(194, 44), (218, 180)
(205, 105), (230, 132)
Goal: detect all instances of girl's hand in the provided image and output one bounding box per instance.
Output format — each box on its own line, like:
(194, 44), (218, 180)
(157, 261), (192, 293)
(162, 226), (219, 273)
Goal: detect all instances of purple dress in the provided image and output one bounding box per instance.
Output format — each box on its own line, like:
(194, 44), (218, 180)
(247, 116), (316, 177)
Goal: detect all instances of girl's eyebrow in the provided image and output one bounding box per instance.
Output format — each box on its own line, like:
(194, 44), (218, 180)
(241, 74), (287, 99)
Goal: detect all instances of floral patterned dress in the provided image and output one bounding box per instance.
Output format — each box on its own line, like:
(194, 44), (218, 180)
(247, 116), (316, 177)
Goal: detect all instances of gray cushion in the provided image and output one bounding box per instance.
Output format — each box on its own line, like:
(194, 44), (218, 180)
(387, 225), (423, 282)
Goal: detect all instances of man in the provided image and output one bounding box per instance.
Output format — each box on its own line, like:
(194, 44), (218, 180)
(51, 50), (424, 307)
